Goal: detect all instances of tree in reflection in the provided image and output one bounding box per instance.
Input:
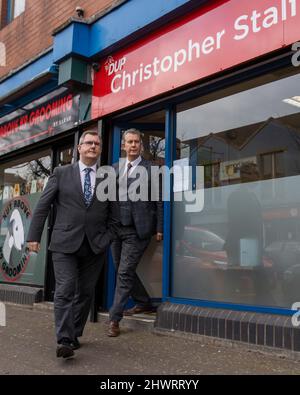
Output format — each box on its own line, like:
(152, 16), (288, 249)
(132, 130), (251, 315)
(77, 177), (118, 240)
(28, 159), (51, 178)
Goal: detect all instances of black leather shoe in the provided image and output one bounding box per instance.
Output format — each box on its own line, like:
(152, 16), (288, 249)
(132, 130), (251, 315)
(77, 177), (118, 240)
(56, 343), (74, 359)
(71, 338), (81, 350)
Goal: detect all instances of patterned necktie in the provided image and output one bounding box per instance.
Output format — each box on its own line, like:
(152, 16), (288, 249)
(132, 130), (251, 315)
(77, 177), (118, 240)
(119, 162), (134, 226)
(127, 162), (132, 175)
(83, 168), (93, 207)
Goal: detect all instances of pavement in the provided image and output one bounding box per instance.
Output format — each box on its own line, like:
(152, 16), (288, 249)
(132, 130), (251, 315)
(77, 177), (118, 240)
(1, 303), (300, 375)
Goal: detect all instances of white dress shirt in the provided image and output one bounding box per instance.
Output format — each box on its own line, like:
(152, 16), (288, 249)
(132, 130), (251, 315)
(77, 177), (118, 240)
(78, 161), (97, 194)
(123, 156), (142, 177)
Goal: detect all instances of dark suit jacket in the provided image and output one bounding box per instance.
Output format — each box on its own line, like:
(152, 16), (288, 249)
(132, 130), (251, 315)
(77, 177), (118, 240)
(111, 158), (163, 240)
(27, 163), (115, 254)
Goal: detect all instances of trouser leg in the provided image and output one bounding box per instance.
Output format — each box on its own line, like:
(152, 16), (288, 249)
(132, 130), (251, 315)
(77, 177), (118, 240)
(131, 273), (151, 306)
(111, 239), (122, 271)
(73, 253), (104, 338)
(111, 238), (151, 307)
(109, 231), (150, 322)
(52, 252), (78, 343)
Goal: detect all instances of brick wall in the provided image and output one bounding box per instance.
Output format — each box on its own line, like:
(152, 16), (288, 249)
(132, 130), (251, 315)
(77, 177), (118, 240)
(0, 0), (121, 80)
(0, 0), (8, 30)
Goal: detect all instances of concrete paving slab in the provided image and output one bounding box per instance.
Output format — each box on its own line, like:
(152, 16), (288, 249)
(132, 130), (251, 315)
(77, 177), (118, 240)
(1, 304), (300, 375)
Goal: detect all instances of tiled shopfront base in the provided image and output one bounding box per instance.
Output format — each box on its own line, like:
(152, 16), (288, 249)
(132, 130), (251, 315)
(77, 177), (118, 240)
(155, 302), (300, 353)
(0, 284), (43, 305)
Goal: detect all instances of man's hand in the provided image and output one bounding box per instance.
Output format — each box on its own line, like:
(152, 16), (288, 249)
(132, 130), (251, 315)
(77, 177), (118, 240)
(27, 242), (41, 253)
(156, 233), (163, 242)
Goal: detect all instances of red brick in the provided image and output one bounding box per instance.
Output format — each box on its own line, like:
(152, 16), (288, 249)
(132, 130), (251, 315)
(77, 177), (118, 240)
(0, 0), (118, 79)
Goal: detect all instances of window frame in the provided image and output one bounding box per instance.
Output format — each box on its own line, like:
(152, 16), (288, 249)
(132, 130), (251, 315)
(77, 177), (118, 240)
(4, 0), (25, 26)
(110, 49), (298, 316)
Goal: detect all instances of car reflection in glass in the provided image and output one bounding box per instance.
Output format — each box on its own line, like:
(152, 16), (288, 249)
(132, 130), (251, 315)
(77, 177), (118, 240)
(177, 226), (273, 268)
(173, 226), (276, 303)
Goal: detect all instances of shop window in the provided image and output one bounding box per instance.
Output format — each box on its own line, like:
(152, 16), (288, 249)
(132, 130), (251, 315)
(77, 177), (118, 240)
(202, 161), (221, 189)
(259, 151), (285, 200)
(172, 67), (300, 308)
(0, 152), (50, 200)
(0, 150), (51, 286)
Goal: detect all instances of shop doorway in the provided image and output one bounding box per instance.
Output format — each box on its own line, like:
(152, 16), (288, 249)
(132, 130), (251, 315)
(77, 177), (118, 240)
(107, 110), (166, 308)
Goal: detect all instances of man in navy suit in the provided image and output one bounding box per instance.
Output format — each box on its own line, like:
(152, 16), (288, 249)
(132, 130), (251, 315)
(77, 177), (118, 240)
(27, 131), (115, 358)
(108, 128), (163, 337)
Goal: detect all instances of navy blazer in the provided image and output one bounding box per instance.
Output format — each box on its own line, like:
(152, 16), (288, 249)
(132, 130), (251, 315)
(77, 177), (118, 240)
(111, 158), (163, 240)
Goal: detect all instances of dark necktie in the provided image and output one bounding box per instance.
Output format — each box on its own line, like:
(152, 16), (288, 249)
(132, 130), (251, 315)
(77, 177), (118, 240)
(83, 168), (93, 207)
(127, 162), (132, 175)
(119, 162), (133, 226)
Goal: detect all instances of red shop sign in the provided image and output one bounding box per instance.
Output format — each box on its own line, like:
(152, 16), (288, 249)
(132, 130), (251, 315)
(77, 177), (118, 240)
(92, 0), (300, 118)
(0, 92), (79, 156)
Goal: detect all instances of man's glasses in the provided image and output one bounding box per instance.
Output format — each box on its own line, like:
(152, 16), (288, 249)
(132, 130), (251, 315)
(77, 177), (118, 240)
(81, 141), (101, 147)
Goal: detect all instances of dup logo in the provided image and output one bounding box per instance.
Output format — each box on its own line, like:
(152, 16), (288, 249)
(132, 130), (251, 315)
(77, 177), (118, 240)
(0, 302), (6, 327)
(104, 55), (126, 76)
(0, 198), (32, 282)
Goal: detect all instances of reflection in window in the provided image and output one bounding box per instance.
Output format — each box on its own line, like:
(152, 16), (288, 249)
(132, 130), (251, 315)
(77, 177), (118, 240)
(0, 151), (51, 201)
(58, 147), (73, 166)
(120, 129), (166, 165)
(260, 151), (284, 179)
(118, 117), (166, 299)
(173, 67), (300, 308)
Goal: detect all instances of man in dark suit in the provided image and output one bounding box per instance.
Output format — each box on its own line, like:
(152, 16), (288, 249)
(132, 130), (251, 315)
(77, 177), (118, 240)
(27, 131), (115, 358)
(108, 128), (163, 337)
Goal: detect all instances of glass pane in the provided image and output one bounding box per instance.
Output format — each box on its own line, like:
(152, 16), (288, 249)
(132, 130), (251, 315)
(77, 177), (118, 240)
(136, 130), (164, 298)
(0, 150), (51, 285)
(0, 155), (51, 199)
(261, 154), (272, 179)
(119, 115), (165, 299)
(275, 152), (284, 178)
(58, 147), (74, 166)
(173, 68), (300, 308)
(13, 0), (25, 18)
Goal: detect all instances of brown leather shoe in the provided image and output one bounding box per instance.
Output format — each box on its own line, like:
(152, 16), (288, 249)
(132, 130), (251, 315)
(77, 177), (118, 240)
(107, 320), (120, 337)
(123, 305), (156, 316)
